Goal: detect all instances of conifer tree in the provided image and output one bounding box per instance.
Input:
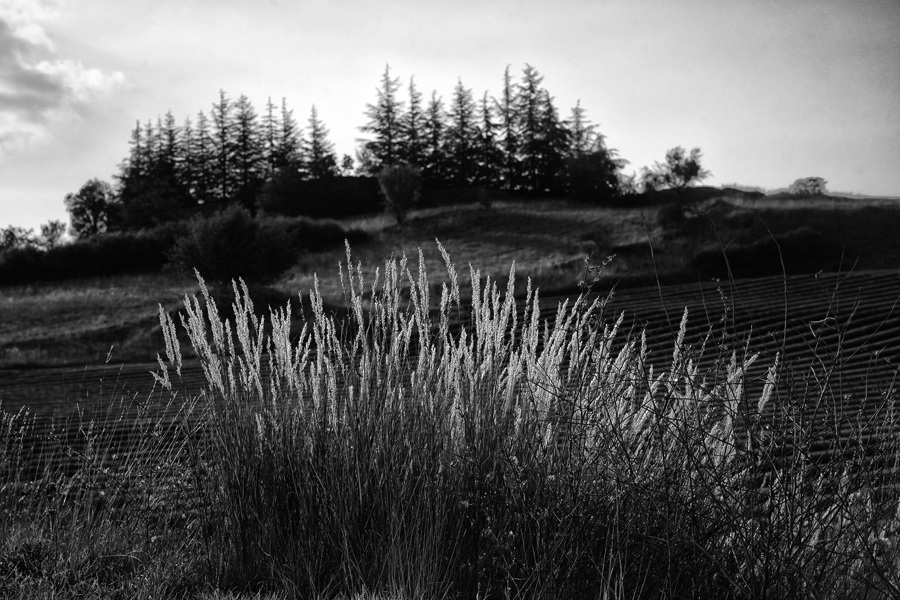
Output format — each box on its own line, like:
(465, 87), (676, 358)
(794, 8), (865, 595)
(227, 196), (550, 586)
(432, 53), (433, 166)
(360, 64), (405, 173)
(534, 89), (570, 193)
(568, 100), (600, 157)
(144, 119), (159, 170)
(191, 111), (215, 204)
(422, 91), (448, 184)
(276, 98), (302, 170)
(516, 64), (546, 191)
(475, 91), (503, 188)
(399, 77), (427, 167)
(126, 121), (146, 180)
(303, 105), (338, 179)
(262, 97), (280, 179)
(496, 65), (520, 189)
(180, 116), (195, 198)
(211, 89), (235, 203)
(446, 79), (478, 186)
(161, 111), (179, 170)
(564, 102), (627, 203)
(233, 94), (264, 210)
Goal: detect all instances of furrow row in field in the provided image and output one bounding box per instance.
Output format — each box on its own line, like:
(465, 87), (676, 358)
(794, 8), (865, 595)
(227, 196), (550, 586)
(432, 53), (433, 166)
(2, 270), (898, 471)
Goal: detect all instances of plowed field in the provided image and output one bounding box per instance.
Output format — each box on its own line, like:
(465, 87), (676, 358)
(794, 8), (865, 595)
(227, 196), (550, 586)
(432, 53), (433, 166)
(2, 269), (898, 455)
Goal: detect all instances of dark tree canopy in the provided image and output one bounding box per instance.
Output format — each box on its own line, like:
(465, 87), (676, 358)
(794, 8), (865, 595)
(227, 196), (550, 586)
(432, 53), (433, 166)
(88, 63), (631, 234)
(788, 177), (828, 196)
(640, 146), (710, 192)
(64, 178), (115, 238)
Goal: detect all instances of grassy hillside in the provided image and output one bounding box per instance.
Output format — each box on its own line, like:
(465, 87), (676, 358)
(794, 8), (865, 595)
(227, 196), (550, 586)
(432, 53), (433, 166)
(1, 190), (898, 369)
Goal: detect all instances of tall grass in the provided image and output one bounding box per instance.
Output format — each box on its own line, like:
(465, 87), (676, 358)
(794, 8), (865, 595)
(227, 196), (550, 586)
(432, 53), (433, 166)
(2, 242), (899, 598)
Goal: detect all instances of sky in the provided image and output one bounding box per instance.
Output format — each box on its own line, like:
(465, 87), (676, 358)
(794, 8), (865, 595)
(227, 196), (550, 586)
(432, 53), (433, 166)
(1, 0), (899, 231)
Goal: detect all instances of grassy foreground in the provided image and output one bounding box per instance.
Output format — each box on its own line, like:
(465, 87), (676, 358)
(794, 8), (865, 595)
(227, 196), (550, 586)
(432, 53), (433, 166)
(1, 243), (899, 598)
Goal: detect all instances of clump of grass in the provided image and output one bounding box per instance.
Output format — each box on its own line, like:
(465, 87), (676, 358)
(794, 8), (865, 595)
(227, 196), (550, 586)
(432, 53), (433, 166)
(0, 390), (207, 598)
(156, 242), (898, 598)
(2, 242), (898, 598)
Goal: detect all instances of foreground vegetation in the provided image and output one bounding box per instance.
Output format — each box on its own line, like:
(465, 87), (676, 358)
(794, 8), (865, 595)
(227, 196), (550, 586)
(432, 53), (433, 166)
(2, 244), (898, 598)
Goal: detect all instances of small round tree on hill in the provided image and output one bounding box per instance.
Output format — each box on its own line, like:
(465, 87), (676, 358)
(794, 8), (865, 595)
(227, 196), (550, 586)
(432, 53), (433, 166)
(788, 177), (828, 196)
(377, 163), (422, 225)
(639, 146), (710, 192)
(64, 178), (116, 238)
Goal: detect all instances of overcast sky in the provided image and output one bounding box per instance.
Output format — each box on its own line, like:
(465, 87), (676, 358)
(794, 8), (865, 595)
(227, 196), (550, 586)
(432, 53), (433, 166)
(1, 0), (899, 230)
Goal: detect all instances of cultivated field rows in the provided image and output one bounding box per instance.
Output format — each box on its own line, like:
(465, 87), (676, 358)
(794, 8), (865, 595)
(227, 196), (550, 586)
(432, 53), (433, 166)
(2, 269), (898, 465)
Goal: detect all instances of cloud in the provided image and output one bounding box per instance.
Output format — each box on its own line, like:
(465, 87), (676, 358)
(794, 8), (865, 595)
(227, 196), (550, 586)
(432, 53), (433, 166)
(0, 5), (124, 151)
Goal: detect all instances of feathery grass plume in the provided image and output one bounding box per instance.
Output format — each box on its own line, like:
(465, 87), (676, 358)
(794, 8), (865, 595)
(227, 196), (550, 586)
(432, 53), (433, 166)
(11, 241), (879, 598)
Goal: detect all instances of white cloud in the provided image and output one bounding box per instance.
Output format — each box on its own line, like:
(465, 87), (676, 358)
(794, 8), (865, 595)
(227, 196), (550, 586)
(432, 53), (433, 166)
(0, 1), (124, 152)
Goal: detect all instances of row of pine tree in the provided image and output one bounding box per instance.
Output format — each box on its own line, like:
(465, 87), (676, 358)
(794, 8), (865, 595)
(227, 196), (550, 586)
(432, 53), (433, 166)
(113, 64), (625, 228)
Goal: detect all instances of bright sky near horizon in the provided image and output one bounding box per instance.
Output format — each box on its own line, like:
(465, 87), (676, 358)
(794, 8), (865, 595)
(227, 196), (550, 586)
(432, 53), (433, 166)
(1, 0), (899, 231)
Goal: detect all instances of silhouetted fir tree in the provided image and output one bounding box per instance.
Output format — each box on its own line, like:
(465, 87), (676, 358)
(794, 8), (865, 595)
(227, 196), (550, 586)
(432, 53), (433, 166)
(155, 111), (193, 208)
(422, 91), (449, 184)
(144, 119), (159, 169)
(111, 122), (146, 228)
(161, 111), (179, 169)
(516, 64), (546, 192)
(568, 99), (600, 157)
(496, 65), (520, 190)
(475, 91), (503, 188)
(276, 98), (302, 171)
(126, 121), (146, 179)
(180, 116), (195, 197)
(302, 105), (338, 179)
(360, 64), (405, 173)
(191, 111), (215, 204)
(115, 115), (190, 227)
(446, 79), (479, 186)
(564, 100), (627, 203)
(233, 94), (265, 211)
(399, 76), (427, 167)
(211, 89), (236, 204)
(262, 97), (280, 179)
(533, 89), (570, 193)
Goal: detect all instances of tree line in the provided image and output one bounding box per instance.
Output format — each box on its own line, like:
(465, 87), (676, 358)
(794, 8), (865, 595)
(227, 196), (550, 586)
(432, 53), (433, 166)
(357, 64), (623, 195)
(55, 63), (632, 237)
(112, 92), (345, 230)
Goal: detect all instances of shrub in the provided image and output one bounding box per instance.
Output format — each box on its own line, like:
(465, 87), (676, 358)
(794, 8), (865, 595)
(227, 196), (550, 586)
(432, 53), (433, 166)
(693, 226), (844, 277)
(377, 163), (422, 224)
(167, 205), (296, 285)
(640, 146), (710, 192)
(565, 148), (624, 203)
(258, 173), (382, 219)
(788, 176), (828, 196)
(0, 225), (182, 285)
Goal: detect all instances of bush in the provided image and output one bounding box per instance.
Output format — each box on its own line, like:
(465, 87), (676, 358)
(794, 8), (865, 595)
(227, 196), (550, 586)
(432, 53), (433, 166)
(693, 226), (844, 277)
(0, 225), (183, 285)
(788, 176), (828, 196)
(565, 149), (623, 204)
(258, 173), (382, 219)
(167, 205), (297, 285)
(378, 163), (422, 224)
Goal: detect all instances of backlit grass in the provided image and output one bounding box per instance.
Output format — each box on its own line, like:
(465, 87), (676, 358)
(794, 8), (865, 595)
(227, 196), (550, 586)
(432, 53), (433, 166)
(2, 242), (899, 598)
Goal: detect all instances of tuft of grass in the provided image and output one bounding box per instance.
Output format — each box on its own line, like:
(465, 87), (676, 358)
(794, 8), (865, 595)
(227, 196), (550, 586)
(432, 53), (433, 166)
(2, 242), (899, 598)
